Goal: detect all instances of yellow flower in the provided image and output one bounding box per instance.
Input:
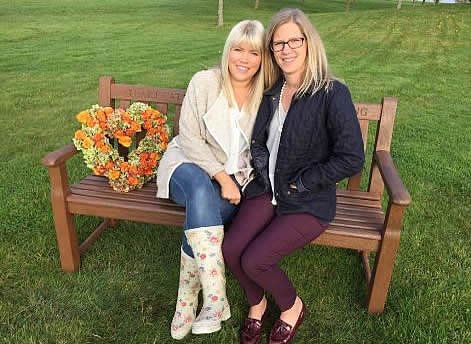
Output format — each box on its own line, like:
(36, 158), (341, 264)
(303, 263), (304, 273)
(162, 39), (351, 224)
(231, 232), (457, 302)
(82, 137), (94, 149)
(97, 110), (106, 122)
(109, 170), (121, 180)
(76, 110), (90, 124)
(74, 130), (87, 140)
(118, 136), (132, 147)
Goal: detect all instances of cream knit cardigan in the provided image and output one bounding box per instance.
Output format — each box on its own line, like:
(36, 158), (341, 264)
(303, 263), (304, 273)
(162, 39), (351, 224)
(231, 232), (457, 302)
(156, 69), (257, 199)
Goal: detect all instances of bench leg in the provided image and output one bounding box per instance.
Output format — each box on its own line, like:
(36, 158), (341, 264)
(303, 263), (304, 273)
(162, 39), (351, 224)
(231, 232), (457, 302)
(367, 204), (404, 313)
(49, 165), (80, 272)
(359, 250), (372, 284)
(53, 205), (80, 272)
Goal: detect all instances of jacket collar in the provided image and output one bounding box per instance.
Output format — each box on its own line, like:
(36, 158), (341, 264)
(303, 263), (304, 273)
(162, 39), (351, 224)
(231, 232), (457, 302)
(202, 91), (253, 157)
(264, 78), (285, 96)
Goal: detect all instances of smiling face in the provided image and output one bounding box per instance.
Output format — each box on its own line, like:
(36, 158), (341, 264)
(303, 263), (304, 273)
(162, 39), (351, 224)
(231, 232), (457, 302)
(228, 41), (262, 86)
(272, 21), (307, 84)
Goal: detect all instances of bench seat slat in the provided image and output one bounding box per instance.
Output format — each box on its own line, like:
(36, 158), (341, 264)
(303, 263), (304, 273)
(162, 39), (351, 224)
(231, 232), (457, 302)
(336, 196), (381, 208)
(336, 189), (381, 201)
(67, 194), (186, 226)
(336, 204), (384, 214)
(71, 184), (159, 201)
(77, 176), (157, 196)
(333, 212), (384, 225)
(330, 219), (382, 232)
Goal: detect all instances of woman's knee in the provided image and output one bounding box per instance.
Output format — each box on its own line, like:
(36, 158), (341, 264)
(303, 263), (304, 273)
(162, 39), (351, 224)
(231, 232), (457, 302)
(171, 163), (213, 193)
(241, 248), (266, 278)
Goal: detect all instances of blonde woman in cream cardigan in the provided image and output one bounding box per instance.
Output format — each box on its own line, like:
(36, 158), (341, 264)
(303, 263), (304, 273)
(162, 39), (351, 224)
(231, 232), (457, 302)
(156, 20), (265, 340)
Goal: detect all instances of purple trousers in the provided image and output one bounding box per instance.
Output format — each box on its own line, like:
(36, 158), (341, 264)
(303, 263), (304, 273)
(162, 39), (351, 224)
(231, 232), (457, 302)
(222, 193), (328, 312)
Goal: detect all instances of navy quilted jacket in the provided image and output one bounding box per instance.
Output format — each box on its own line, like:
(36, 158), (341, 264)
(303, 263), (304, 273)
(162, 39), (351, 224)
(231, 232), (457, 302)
(244, 78), (365, 223)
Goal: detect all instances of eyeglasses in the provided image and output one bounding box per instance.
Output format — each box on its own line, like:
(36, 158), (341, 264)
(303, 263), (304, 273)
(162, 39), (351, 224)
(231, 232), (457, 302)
(271, 37), (305, 52)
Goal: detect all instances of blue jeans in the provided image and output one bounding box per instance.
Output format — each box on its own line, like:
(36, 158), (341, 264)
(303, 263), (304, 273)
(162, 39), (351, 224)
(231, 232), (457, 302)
(169, 163), (240, 257)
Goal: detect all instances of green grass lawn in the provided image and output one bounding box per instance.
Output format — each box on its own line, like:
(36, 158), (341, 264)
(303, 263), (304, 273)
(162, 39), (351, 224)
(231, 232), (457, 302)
(1, 0), (470, 343)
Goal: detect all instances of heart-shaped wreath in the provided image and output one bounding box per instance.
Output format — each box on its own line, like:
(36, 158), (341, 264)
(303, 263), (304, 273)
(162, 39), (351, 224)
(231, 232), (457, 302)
(73, 102), (169, 192)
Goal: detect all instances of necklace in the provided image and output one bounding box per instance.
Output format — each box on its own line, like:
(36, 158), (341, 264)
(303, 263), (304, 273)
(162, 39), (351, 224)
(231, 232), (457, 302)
(277, 81), (287, 132)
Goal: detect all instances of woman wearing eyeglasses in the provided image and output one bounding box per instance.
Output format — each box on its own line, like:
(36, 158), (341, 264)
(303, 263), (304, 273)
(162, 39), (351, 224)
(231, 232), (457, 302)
(222, 9), (364, 344)
(156, 20), (265, 339)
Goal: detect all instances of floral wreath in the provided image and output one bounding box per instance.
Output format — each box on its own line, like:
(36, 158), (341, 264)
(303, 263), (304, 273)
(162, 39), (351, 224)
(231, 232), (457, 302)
(73, 102), (169, 192)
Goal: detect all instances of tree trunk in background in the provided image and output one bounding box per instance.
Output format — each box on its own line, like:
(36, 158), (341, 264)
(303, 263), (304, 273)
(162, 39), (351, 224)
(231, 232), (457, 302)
(255, 0), (260, 9)
(397, 0), (402, 9)
(345, 0), (353, 11)
(218, 0), (223, 27)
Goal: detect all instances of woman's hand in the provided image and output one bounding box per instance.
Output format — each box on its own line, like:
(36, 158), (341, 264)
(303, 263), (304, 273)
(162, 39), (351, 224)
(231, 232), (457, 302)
(214, 171), (241, 205)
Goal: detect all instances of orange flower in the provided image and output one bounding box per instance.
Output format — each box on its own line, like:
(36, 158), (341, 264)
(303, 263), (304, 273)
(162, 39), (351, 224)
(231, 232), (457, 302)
(140, 152), (149, 160)
(144, 169), (153, 176)
(118, 136), (132, 147)
(109, 170), (121, 180)
(93, 133), (104, 141)
(147, 128), (157, 136)
(125, 129), (135, 137)
(104, 160), (114, 170)
(120, 162), (129, 172)
(76, 110), (91, 124)
(143, 121), (152, 130)
(97, 110), (106, 122)
(160, 132), (169, 142)
(104, 107), (113, 115)
(128, 176), (139, 186)
(131, 122), (141, 132)
(86, 118), (97, 128)
(83, 137), (94, 149)
(114, 130), (125, 138)
(141, 111), (151, 120)
(99, 122), (107, 130)
(122, 112), (131, 122)
(150, 152), (157, 160)
(93, 166), (105, 175)
(160, 142), (168, 151)
(129, 166), (138, 175)
(74, 130), (87, 140)
(149, 160), (157, 168)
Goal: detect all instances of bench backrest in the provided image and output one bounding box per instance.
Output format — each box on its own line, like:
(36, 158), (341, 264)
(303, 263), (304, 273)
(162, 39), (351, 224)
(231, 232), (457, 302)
(98, 76), (397, 199)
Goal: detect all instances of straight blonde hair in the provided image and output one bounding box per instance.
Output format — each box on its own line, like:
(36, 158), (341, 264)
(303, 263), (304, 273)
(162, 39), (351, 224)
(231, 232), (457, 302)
(219, 20), (265, 114)
(265, 8), (334, 96)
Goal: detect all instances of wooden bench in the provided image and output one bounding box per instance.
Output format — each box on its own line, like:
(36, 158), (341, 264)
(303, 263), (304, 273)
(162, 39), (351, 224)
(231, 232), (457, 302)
(42, 76), (411, 313)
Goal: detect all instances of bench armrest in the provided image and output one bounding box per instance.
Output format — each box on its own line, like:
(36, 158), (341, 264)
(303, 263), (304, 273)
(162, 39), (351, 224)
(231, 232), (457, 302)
(42, 143), (78, 167)
(374, 150), (412, 206)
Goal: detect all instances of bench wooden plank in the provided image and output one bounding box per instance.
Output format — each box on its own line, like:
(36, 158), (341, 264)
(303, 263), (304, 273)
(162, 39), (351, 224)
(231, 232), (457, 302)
(67, 194), (185, 226)
(314, 232), (380, 251)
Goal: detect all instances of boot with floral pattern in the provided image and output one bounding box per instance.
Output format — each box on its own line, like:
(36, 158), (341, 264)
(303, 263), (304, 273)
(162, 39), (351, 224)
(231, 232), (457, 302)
(170, 248), (202, 340)
(185, 225), (231, 334)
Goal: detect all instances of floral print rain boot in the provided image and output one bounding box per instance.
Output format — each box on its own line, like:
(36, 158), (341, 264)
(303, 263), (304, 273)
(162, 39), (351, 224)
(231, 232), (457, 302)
(170, 247), (202, 340)
(185, 225), (231, 334)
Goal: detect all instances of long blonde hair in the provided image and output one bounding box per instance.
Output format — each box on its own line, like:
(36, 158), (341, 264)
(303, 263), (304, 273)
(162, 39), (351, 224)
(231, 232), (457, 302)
(265, 8), (334, 96)
(220, 20), (265, 114)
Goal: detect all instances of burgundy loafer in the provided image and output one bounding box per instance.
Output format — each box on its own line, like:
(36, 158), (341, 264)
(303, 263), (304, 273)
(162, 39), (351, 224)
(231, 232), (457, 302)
(268, 300), (307, 344)
(240, 309), (270, 344)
